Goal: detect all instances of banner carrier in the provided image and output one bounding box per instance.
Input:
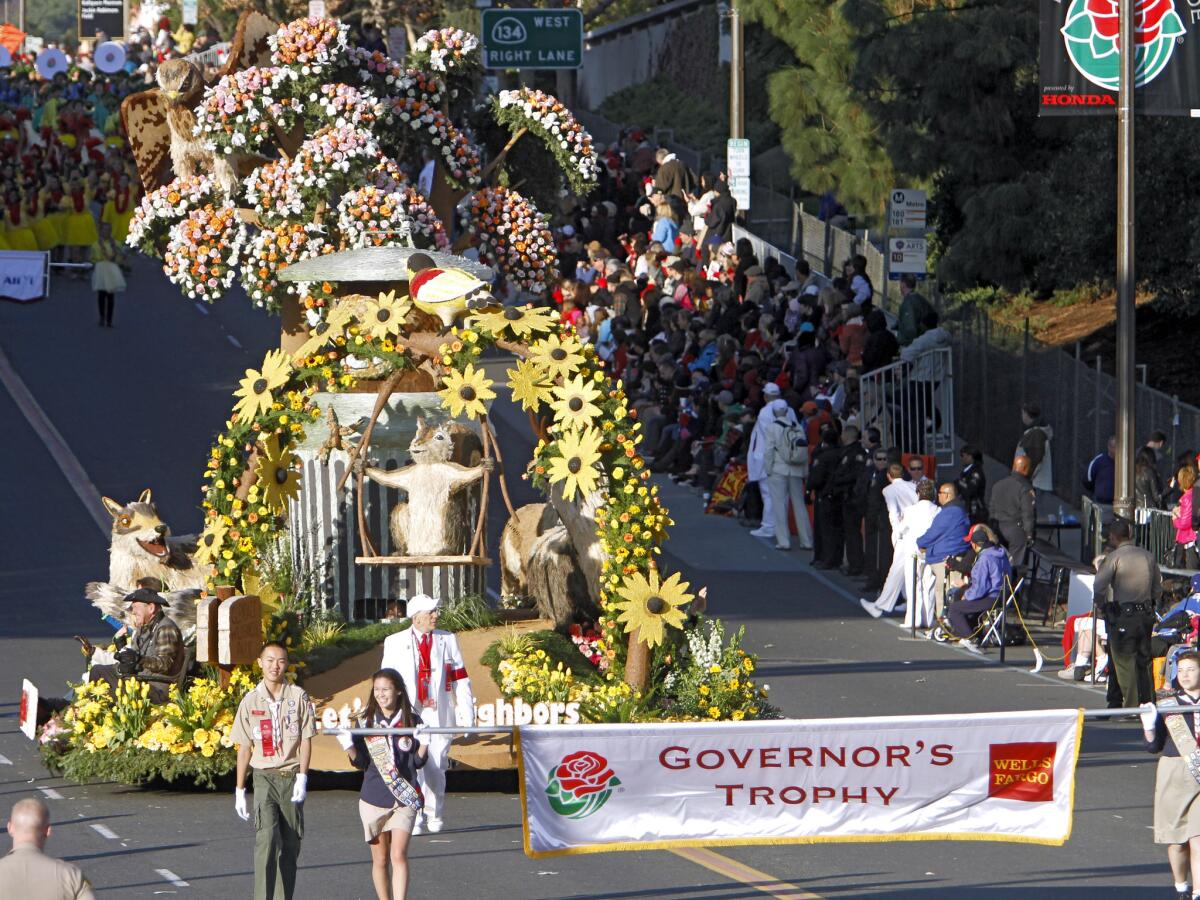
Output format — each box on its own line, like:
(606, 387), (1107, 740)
(323, 706), (1154, 737)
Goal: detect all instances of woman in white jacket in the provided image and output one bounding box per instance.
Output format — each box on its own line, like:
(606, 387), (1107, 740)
(861, 478), (938, 623)
(761, 399), (813, 552)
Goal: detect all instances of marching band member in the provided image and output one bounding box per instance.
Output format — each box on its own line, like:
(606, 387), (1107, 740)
(380, 594), (475, 834)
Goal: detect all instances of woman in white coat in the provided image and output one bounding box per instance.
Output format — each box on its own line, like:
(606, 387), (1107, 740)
(861, 478), (938, 623)
(761, 398), (813, 551)
(748, 383), (786, 539)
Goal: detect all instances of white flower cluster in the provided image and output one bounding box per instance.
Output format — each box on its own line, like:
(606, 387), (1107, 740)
(268, 16), (349, 76)
(312, 83), (380, 130)
(241, 224), (327, 309)
(195, 66), (301, 155)
(335, 185), (415, 249)
(663, 620), (726, 692)
(412, 27), (479, 74)
(381, 97), (481, 185)
(126, 174), (214, 251)
(346, 46), (444, 105)
(462, 186), (556, 293)
(163, 205), (247, 303)
(495, 88), (600, 188)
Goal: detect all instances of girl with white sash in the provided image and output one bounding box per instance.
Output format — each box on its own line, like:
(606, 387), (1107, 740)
(338, 668), (428, 900)
(1144, 651), (1200, 900)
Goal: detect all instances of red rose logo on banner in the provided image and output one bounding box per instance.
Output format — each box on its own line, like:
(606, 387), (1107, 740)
(545, 750), (621, 818)
(1085, 0), (1176, 45)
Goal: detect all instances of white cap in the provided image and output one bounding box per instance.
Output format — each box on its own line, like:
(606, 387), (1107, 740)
(407, 593), (440, 616)
(763, 382), (782, 397)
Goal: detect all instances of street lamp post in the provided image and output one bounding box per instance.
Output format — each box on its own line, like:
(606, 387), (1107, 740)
(1113, 0), (1136, 521)
(729, 0), (744, 141)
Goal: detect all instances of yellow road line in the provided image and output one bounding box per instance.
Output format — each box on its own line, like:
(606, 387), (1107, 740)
(670, 847), (823, 899)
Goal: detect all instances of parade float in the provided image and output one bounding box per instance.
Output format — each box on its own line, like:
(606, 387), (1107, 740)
(37, 13), (771, 788)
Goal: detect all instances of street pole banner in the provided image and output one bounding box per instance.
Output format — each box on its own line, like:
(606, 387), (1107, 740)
(0, 251), (48, 301)
(1040, 0), (1200, 115)
(517, 710), (1082, 857)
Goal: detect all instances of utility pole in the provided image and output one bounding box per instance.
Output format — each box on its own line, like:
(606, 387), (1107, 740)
(1113, 0), (1135, 521)
(729, 0), (744, 140)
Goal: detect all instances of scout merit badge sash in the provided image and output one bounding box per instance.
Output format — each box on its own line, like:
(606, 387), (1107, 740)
(1162, 694), (1200, 787)
(363, 717), (424, 811)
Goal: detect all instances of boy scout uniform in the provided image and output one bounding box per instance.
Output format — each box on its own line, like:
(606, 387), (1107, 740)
(0, 845), (95, 899)
(232, 681), (317, 900)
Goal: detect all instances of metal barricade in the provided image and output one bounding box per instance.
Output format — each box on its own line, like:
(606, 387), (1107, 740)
(1135, 506), (1179, 567)
(859, 347), (955, 468)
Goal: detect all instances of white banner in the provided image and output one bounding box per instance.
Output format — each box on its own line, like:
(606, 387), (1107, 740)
(0, 251), (47, 301)
(517, 709), (1082, 857)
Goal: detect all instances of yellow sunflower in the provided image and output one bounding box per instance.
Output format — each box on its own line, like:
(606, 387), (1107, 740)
(530, 333), (585, 380)
(612, 568), (693, 647)
(293, 304), (355, 359)
(550, 373), (603, 430)
(194, 517), (229, 567)
(545, 427), (603, 501)
(506, 358), (553, 412)
(255, 436), (301, 512)
(439, 363), (496, 420)
(233, 349), (292, 422)
(363, 290), (412, 340)
(471, 304), (558, 340)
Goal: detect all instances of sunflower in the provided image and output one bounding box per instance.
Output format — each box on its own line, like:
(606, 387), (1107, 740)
(612, 567), (693, 648)
(233, 349), (292, 422)
(530, 333), (585, 380)
(194, 516), (229, 567)
(255, 435), (301, 512)
(364, 290), (413, 340)
(506, 358), (553, 412)
(471, 304), (558, 340)
(550, 373), (603, 430)
(545, 427), (603, 501)
(294, 303), (355, 358)
(439, 363), (495, 419)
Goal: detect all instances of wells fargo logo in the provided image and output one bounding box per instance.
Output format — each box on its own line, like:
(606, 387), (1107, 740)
(1061, 0), (1187, 90)
(545, 750), (620, 819)
(988, 741), (1056, 803)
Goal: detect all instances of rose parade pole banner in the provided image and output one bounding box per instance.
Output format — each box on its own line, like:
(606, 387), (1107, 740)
(1040, 0), (1200, 114)
(516, 710), (1082, 857)
(0, 251), (48, 302)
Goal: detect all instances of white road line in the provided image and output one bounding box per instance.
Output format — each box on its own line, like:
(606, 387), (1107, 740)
(226, 334), (243, 349)
(0, 753), (12, 765)
(156, 869), (190, 888)
(89, 823), (119, 840)
(193, 302), (209, 316)
(0, 345), (109, 536)
(38, 787), (63, 800)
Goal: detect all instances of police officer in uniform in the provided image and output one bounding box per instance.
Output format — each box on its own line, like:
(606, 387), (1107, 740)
(0, 798), (94, 899)
(832, 425), (869, 575)
(1095, 518), (1163, 708)
(232, 642), (317, 900)
(808, 424), (844, 569)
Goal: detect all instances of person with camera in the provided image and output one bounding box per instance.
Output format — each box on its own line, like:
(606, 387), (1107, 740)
(85, 587), (183, 703)
(1096, 518), (1163, 708)
(1141, 652), (1200, 900)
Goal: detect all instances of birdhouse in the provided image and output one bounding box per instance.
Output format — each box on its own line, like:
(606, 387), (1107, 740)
(218, 594), (263, 666)
(194, 595), (222, 664)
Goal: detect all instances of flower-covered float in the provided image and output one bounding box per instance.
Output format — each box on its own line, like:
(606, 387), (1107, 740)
(38, 14), (773, 789)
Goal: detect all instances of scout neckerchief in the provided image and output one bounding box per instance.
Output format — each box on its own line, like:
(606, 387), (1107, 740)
(258, 682), (286, 759)
(363, 710), (423, 810)
(1162, 690), (1200, 786)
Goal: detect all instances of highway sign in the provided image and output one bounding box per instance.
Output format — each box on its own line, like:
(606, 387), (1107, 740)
(481, 9), (583, 69)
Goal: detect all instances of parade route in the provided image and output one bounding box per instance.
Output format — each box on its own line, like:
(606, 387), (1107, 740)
(0, 261), (1164, 897)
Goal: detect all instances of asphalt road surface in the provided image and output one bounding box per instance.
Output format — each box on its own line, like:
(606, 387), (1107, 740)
(0, 258), (1163, 898)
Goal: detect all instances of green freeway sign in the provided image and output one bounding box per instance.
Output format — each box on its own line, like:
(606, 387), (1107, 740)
(481, 8), (583, 70)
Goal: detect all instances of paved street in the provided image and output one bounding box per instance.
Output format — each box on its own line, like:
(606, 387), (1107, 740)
(0, 261), (1161, 898)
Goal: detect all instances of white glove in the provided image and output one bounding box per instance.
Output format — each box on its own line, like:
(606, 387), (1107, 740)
(1140, 701), (1160, 732)
(290, 773), (308, 804)
(234, 788), (250, 821)
(335, 731), (355, 751)
(413, 724), (430, 740)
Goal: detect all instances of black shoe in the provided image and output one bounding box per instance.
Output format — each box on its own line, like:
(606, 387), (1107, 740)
(841, 567), (863, 577)
(812, 561), (834, 570)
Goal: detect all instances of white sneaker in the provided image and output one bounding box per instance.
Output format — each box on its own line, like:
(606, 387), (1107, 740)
(959, 639), (983, 654)
(749, 526), (775, 539)
(425, 816), (444, 833)
(412, 815), (426, 836)
(860, 598), (882, 619)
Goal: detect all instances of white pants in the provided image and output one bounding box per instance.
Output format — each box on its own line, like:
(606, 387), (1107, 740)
(873, 548), (915, 612)
(903, 559), (936, 628)
(754, 477), (773, 533)
(418, 706), (452, 821)
(767, 473), (812, 549)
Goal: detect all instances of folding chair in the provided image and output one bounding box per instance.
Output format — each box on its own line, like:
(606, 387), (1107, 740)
(978, 574), (1026, 661)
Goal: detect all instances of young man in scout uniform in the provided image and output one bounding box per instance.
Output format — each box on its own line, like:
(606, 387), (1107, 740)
(381, 593), (475, 834)
(232, 642), (316, 900)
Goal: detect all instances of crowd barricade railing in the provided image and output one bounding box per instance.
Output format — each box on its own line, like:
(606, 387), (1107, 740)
(1134, 505), (1180, 568)
(859, 347), (955, 471)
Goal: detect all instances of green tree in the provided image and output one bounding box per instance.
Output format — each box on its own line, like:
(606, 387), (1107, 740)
(740, 0), (896, 215)
(24, 0), (76, 47)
